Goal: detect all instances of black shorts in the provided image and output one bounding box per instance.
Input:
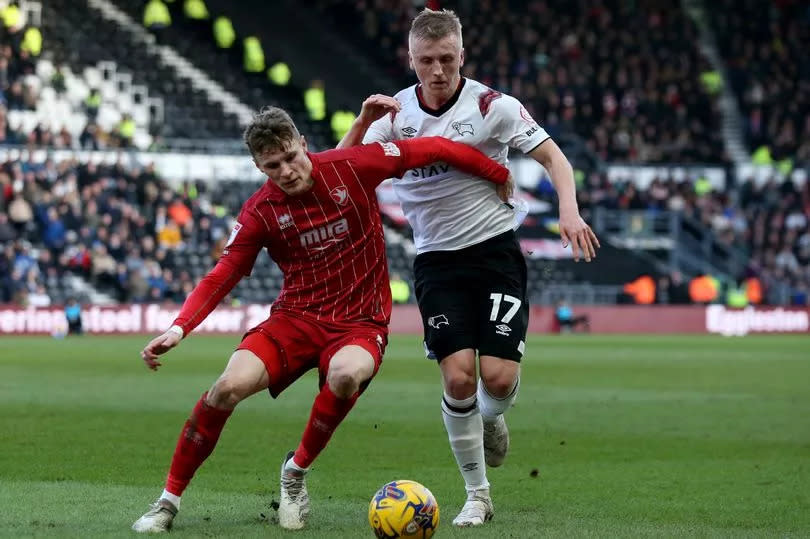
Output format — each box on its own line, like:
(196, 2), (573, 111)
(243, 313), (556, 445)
(413, 230), (528, 362)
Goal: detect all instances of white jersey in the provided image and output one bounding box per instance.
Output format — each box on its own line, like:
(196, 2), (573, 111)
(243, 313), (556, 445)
(363, 78), (549, 253)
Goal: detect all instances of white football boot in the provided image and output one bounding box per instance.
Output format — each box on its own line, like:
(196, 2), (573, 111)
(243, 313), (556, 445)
(132, 498), (178, 533)
(452, 488), (494, 527)
(278, 451), (311, 530)
(483, 414), (510, 467)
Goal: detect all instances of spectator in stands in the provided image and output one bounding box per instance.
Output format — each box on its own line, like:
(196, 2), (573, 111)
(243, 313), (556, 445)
(183, 0), (209, 40)
(117, 113), (136, 148)
(0, 212), (15, 243)
(268, 60), (290, 86)
(688, 274), (719, 304)
(143, 0), (172, 43)
(330, 107), (356, 143)
(7, 193), (33, 236)
(157, 220), (182, 249)
(623, 275), (656, 304)
(84, 88), (101, 120)
(21, 25), (42, 58)
(42, 206), (66, 253)
(1, 1), (21, 32)
(28, 284), (51, 306)
(79, 122), (102, 150)
(6, 79), (24, 110)
(304, 79), (326, 121)
(242, 35), (265, 77)
(666, 270), (691, 305)
(0, 245), (12, 302)
(213, 15), (235, 49)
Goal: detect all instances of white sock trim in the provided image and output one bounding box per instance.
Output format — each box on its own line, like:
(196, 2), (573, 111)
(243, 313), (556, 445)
(286, 456), (309, 474)
(441, 392), (477, 417)
(478, 376), (520, 421)
(160, 489), (181, 509)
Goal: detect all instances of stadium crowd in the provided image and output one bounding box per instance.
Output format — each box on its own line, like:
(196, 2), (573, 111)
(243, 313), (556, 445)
(319, 0), (726, 164)
(0, 155), (233, 306)
(711, 0), (810, 166)
(1, 151), (808, 307)
(554, 171), (810, 305)
(0, 0), (133, 150)
(1, 1), (808, 308)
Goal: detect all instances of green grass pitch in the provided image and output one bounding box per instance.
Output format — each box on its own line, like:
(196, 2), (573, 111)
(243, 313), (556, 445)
(1, 334), (808, 538)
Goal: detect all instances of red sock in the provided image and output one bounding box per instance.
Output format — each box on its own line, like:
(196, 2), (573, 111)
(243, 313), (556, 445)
(293, 385), (358, 469)
(164, 392), (232, 496)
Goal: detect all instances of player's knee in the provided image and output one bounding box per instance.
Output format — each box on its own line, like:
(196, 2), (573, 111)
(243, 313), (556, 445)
(443, 370), (476, 400)
(207, 374), (249, 409)
(326, 367), (360, 398)
(481, 371), (518, 398)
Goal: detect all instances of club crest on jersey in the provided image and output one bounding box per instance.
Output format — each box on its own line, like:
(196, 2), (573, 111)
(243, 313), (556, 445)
(277, 213), (293, 230)
(451, 121), (474, 136)
(329, 186), (350, 206)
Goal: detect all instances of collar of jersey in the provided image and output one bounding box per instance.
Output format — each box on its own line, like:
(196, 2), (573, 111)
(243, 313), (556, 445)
(416, 78), (466, 117)
(264, 152), (319, 202)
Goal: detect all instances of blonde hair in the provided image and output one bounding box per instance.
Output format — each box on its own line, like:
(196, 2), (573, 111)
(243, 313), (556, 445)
(409, 8), (462, 44)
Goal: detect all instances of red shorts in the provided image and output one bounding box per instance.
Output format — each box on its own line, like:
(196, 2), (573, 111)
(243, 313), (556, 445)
(236, 310), (388, 398)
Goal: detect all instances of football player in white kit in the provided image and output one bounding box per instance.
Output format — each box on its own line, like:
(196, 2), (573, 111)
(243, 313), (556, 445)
(339, 8), (599, 527)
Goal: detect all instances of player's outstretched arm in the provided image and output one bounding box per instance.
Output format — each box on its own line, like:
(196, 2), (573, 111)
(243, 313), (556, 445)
(529, 139), (600, 262)
(397, 136), (510, 185)
(140, 260), (243, 370)
(337, 94), (400, 149)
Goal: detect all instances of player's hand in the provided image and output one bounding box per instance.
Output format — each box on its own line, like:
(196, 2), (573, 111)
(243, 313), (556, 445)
(141, 330), (182, 371)
(358, 94), (401, 125)
(559, 208), (600, 262)
(497, 174), (515, 202)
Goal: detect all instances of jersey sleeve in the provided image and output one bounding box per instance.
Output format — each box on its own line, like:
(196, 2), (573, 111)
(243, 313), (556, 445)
(361, 115), (395, 144)
(489, 94), (551, 153)
(218, 206), (266, 277)
(172, 260), (242, 335)
(349, 137), (510, 189)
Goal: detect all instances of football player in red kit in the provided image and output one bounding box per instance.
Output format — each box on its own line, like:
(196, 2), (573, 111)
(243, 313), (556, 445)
(132, 104), (512, 532)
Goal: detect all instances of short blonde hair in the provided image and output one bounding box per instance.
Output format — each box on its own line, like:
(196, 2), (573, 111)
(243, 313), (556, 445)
(409, 8), (462, 44)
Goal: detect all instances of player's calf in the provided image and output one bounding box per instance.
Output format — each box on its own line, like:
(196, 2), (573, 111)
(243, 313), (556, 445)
(478, 376), (519, 467)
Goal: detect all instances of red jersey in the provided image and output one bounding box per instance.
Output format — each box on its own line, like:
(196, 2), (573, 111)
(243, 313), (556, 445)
(172, 137), (509, 335)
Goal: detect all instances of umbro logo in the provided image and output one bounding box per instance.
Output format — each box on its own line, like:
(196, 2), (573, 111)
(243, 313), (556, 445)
(451, 121), (474, 136)
(277, 214), (293, 230)
(461, 462), (479, 472)
(401, 126), (417, 137)
(496, 324), (512, 336)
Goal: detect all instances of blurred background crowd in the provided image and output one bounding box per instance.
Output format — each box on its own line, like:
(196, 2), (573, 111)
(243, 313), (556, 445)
(1, 0), (808, 310)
